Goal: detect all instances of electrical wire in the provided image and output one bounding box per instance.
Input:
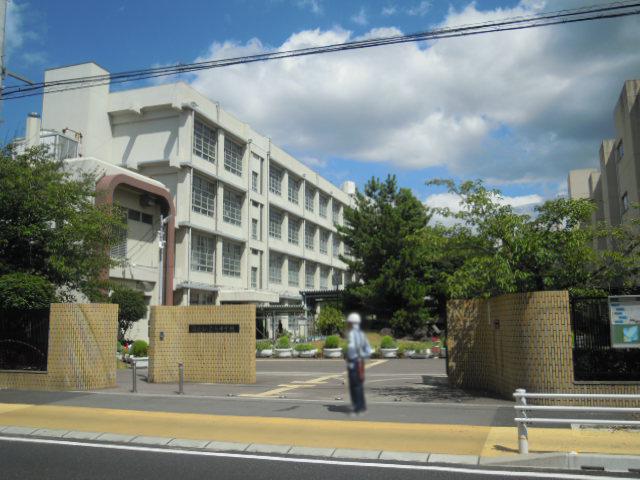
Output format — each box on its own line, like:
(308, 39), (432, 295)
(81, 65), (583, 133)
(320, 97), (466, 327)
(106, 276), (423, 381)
(2, 1), (639, 100)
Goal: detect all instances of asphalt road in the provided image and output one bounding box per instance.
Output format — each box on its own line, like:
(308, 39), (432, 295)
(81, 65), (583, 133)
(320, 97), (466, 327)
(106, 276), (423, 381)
(1, 438), (628, 480)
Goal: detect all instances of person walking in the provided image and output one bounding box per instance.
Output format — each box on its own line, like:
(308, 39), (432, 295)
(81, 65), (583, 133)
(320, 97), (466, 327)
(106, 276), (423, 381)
(345, 312), (372, 416)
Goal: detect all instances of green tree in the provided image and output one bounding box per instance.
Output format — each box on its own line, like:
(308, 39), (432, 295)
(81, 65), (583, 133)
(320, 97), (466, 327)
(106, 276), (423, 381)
(338, 175), (433, 335)
(110, 285), (147, 340)
(316, 305), (345, 335)
(0, 273), (56, 311)
(0, 145), (124, 300)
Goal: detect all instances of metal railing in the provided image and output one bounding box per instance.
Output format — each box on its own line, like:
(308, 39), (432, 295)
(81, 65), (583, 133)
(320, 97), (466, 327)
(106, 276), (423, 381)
(514, 389), (640, 454)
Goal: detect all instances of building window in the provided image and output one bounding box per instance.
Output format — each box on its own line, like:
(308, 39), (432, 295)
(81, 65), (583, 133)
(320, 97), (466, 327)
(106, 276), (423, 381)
(110, 223), (127, 259)
(305, 186), (315, 212)
(622, 192), (629, 213)
(288, 258), (300, 286)
(333, 236), (340, 258)
(288, 176), (300, 204)
(305, 223), (315, 250)
(141, 213), (153, 224)
(222, 241), (242, 277)
(192, 175), (216, 217)
(320, 267), (329, 289)
(269, 208), (283, 240)
(288, 216), (300, 245)
(305, 263), (315, 289)
(269, 165), (283, 196)
(320, 230), (329, 255)
(332, 204), (341, 224)
(252, 171), (259, 192)
(191, 234), (215, 272)
(224, 138), (243, 176)
(193, 120), (216, 163)
(252, 218), (259, 240)
(319, 195), (328, 218)
(251, 267), (258, 289)
(190, 291), (215, 305)
(269, 253), (282, 284)
(223, 189), (242, 226)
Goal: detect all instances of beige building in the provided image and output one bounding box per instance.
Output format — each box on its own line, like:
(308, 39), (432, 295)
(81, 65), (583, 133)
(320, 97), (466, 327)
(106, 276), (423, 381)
(568, 79), (640, 247)
(16, 62), (355, 340)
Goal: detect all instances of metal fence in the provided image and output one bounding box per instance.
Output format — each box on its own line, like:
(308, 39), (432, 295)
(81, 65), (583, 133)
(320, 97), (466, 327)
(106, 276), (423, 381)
(0, 309), (50, 371)
(570, 297), (640, 382)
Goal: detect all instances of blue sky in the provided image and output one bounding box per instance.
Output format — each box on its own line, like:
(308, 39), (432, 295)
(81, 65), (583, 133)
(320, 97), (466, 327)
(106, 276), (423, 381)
(3, 0), (640, 211)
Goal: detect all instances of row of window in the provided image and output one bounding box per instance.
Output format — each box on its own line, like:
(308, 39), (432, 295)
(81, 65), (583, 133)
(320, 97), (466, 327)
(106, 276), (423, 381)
(268, 209), (342, 256)
(268, 255), (343, 289)
(193, 119), (244, 178)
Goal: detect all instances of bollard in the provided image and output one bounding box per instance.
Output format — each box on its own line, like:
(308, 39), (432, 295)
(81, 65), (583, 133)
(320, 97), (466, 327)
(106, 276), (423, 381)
(132, 359), (137, 393)
(516, 388), (528, 454)
(178, 362), (184, 395)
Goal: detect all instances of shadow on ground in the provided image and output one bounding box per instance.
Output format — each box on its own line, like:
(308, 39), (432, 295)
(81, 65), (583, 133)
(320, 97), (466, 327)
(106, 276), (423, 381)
(370, 376), (504, 403)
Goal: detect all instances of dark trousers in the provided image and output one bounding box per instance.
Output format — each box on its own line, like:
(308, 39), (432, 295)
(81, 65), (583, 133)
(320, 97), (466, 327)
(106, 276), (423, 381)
(347, 361), (366, 413)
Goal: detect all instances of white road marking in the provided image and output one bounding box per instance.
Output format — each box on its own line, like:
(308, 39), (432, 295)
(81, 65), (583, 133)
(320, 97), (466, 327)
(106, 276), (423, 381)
(0, 436), (625, 480)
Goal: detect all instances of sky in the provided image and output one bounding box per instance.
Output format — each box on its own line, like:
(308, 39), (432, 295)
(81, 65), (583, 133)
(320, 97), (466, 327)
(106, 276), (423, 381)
(2, 0), (640, 215)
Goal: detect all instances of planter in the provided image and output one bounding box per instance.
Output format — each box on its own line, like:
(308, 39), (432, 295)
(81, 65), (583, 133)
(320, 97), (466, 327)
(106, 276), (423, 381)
(439, 347), (447, 358)
(323, 347), (343, 358)
(130, 356), (148, 368)
(256, 349), (273, 358)
(292, 349), (300, 357)
(402, 349), (416, 358)
(380, 347), (399, 358)
(298, 348), (318, 358)
(411, 349), (432, 359)
(274, 348), (293, 358)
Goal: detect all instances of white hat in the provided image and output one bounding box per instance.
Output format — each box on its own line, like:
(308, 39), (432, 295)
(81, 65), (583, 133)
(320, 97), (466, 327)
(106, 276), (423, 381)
(346, 312), (361, 324)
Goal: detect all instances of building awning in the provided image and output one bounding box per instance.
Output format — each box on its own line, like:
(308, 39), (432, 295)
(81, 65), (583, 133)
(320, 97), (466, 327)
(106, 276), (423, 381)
(218, 290), (279, 303)
(175, 282), (219, 293)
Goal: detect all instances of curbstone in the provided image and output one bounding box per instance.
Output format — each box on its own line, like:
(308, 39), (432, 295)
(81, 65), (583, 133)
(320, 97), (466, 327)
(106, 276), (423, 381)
(2, 426), (38, 435)
(246, 443), (292, 454)
(168, 439), (211, 449)
(32, 428), (69, 438)
(130, 436), (173, 446)
(62, 431), (103, 440)
(332, 448), (382, 459)
(574, 454), (640, 473)
(428, 454), (479, 465)
(96, 433), (136, 443)
(379, 451), (429, 462)
(204, 441), (249, 452)
(288, 446), (335, 457)
(480, 453), (569, 469)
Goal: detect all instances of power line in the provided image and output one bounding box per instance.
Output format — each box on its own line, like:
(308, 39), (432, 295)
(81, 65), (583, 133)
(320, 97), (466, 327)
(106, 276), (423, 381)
(2, 1), (639, 100)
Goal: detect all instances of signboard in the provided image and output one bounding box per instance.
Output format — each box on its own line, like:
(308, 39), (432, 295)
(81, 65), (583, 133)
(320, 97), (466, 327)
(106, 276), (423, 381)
(608, 296), (640, 349)
(188, 324), (240, 333)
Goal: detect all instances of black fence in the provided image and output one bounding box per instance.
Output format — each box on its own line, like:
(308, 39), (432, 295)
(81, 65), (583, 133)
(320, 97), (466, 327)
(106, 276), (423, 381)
(570, 297), (640, 382)
(0, 309), (50, 371)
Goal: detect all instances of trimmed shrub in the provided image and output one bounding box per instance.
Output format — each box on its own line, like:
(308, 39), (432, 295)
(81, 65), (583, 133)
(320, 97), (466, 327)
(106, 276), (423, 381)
(275, 336), (290, 349)
(0, 273), (55, 311)
(110, 285), (147, 341)
(130, 339), (148, 357)
(324, 335), (341, 349)
(256, 340), (273, 351)
(316, 306), (345, 335)
(294, 343), (314, 352)
(380, 335), (396, 349)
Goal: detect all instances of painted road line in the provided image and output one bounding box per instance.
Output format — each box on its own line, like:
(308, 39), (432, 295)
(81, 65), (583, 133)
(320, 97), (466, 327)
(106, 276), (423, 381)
(0, 436), (630, 480)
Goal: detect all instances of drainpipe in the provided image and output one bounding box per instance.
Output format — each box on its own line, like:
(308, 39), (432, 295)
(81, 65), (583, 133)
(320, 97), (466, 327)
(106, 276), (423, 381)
(25, 112), (41, 147)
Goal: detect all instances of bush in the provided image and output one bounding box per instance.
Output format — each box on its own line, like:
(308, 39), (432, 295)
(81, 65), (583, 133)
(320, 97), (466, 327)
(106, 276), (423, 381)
(256, 340), (273, 351)
(380, 335), (396, 349)
(110, 285), (147, 341)
(275, 336), (290, 349)
(0, 273), (55, 311)
(316, 306), (345, 335)
(294, 343), (314, 352)
(324, 335), (341, 349)
(130, 340), (148, 357)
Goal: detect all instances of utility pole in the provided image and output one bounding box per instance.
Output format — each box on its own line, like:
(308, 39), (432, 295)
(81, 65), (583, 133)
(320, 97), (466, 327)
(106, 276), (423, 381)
(158, 214), (172, 306)
(0, 0), (8, 122)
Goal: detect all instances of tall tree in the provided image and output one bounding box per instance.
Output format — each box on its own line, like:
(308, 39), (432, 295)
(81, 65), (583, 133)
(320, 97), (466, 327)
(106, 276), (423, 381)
(0, 145), (125, 300)
(338, 175), (432, 335)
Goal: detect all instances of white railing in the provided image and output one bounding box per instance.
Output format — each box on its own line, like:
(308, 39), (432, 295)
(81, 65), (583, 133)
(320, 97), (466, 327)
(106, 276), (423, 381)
(513, 389), (640, 454)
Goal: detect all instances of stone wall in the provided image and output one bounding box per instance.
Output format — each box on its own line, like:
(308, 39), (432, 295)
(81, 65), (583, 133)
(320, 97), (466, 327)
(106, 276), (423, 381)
(447, 291), (640, 405)
(0, 304), (117, 391)
(148, 305), (256, 384)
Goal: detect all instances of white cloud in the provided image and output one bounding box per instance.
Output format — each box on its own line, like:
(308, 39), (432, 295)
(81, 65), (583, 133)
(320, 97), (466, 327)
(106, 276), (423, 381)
(295, 0), (323, 15)
(405, 1), (431, 17)
(187, 1), (640, 188)
(5, 1), (42, 64)
(351, 7), (368, 26)
(300, 156), (327, 168)
(382, 5), (397, 16)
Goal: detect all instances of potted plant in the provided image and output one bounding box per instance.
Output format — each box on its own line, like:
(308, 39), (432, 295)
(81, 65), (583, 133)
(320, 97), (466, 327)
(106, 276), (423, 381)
(323, 335), (343, 358)
(399, 341), (416, 358)
(274, 335), (293, 358)
(295, 343), (317, 358)
(256, 340), (273, 358)
(129, 340), (149, 368)
(439, 337), (447, 358)
(379, 335), (399, 358)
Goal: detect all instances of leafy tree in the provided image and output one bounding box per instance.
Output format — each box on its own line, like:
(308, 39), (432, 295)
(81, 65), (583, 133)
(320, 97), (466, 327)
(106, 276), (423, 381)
(316, 305), (345, 335)
(0, 273), (56, 311)
(110, 285), (147, 341)
(0, 145), (125, 301)
(338, 175), (433, 335)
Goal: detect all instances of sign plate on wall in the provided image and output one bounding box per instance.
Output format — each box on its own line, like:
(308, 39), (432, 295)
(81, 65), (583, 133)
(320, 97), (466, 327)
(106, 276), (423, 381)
(608, 296), (640, 349)
(189, 324), (240, 333)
